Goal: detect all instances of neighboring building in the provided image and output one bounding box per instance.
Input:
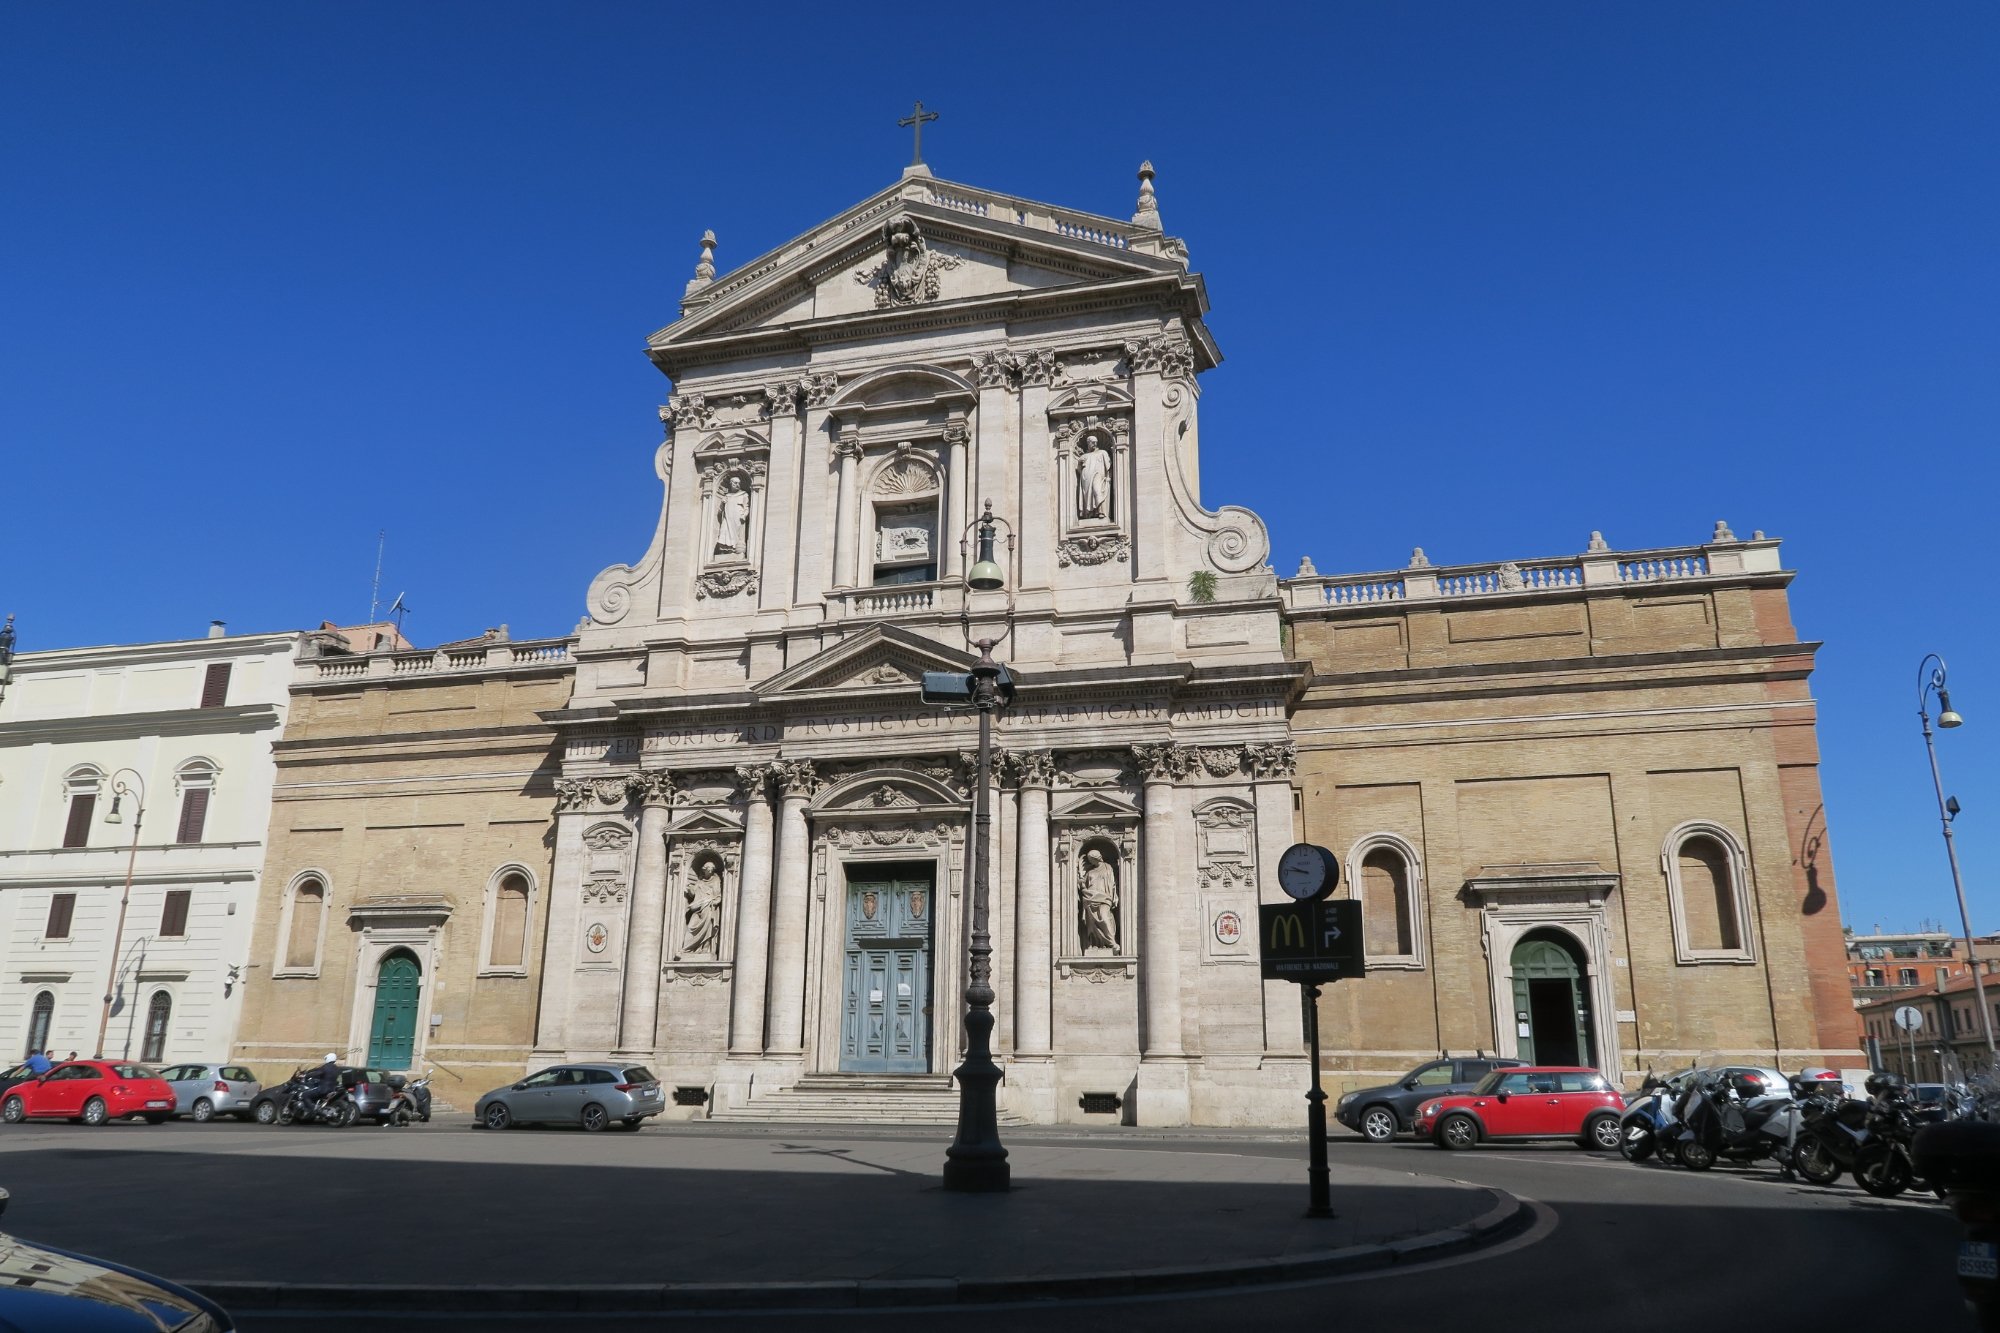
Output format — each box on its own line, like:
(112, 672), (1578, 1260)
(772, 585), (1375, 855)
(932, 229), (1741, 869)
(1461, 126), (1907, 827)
(226, 158), (1863, 1125)
(1858, 969), (1999, 1083)
(1286, 535), (1864, 1092)
(228, 628), (570, 1085)
(1845, 929), (1996, 1007)
(0, 623), (300, 1065)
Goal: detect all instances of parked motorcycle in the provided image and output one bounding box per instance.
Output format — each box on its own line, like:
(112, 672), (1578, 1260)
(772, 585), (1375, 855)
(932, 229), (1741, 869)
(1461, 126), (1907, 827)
(1619, 1069), (1691, 1164)
(275, 1068), (358, 1128)
(381, 1069), (433, 1127)
(1674, 1068), (1798, 1172)
(1853, 1071), (1955, 1199)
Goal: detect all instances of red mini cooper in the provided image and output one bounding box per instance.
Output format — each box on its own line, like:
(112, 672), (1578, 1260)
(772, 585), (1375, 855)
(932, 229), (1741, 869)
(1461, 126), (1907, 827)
(1413, 1065), (1625, 1151)
(0, 1061), (177, 1126)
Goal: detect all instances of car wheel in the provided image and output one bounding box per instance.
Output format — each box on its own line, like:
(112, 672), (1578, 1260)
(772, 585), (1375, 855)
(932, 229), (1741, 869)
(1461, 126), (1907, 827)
(1359, 1106), (1398, 1143)
(580, 1102), (609, 1133)
(1792, 1136), (1841, 1186)
(1586, 1114), (1622, 1152)
(1437, 1114), (1479, 1151)
(1856, 1146), (1912, 1198)
(191, 1098), (215, 1124)
(1, 1097), (23, 1125)
(253, 1100), (277, 1125)
(1680, 1140), (1716, 1171)
(483, 1103), (513, 1131)
(81, 1098), (108, 1128)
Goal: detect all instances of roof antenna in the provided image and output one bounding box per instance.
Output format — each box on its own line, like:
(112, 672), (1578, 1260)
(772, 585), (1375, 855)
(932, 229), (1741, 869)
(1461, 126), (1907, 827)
(369, 530), (386, 625)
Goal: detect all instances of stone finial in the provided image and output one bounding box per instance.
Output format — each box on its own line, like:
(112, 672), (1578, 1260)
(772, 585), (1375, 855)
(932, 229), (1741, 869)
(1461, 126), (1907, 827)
(1408, 546), (1432, 569)
(1587, 530), (1609, 552)
(1712, 519), (1737, 542)
(1753, 530), (1766, 540)
(1295, 555), (1318, 577)
(683, 229), (717, 297)
(1131, 160), (1163, 231)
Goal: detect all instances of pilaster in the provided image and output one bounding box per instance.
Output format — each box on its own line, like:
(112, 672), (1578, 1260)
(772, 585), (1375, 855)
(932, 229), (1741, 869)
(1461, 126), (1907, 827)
(765, 760), (818, 1053)
(727, 765), (777, 1054)
(617, 770), (675, 1053)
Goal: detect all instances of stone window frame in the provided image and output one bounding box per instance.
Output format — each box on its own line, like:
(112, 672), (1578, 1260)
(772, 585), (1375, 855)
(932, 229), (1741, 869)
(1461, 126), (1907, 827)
(172, 757), (220, 845)
(864, 445), (944, 587)
(1344, 832), (1426, 970)
(273, 869), (333, 978)
(1661, 820), (1757, 965)
(475, 863), (537, 977)
(59, 765), (104, 849)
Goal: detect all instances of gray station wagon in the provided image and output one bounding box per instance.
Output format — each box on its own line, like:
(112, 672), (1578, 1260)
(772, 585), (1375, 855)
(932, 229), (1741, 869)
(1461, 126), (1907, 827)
(156, 1063), (263, 1122)
(474, 1063), (664, 1132)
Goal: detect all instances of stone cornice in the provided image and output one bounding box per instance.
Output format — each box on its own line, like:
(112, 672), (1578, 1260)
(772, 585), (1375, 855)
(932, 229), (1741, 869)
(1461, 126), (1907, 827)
(1298, 641), (1823, 700)
(0, 702), (283, 745)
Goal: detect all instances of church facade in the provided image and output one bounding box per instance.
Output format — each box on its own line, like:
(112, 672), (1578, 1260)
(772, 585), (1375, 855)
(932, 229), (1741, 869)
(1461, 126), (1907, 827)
(230, 161), (1862, 1125)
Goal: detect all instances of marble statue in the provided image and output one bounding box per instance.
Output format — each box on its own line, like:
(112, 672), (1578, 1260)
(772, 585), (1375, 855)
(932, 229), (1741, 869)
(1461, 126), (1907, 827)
(1076, 436), (1112, 522)
(715, 475), (751, 557)
(1078, 847), (1119, 951)
(684, 858), (723, 957)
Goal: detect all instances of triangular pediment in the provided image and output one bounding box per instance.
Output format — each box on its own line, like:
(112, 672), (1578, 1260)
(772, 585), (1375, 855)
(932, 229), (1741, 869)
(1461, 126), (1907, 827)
(663, 806), (744, 837)
(753, 623), (974, 699)
(1051, 792), (1142, 823)
(651, 174), (1198, 356)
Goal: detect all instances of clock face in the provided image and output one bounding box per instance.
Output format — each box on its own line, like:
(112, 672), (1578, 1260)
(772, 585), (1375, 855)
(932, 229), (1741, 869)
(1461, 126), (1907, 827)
(1278, 843), (1335, 901)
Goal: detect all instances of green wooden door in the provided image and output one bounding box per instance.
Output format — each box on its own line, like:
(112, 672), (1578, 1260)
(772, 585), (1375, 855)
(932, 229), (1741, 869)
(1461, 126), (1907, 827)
(1510, 935), (1591, 1067)
(367, 952), (421, 1070)
(840, 877), (932, 1074)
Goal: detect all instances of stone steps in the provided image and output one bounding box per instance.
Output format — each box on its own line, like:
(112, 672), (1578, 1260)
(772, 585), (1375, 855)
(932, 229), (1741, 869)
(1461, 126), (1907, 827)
(710, 1076), (1030, 1125)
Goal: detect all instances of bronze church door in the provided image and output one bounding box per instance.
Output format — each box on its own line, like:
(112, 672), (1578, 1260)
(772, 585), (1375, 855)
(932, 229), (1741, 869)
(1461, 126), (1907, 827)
(839, 872), (933, 1074)
(1510, 932), (1595, 1068)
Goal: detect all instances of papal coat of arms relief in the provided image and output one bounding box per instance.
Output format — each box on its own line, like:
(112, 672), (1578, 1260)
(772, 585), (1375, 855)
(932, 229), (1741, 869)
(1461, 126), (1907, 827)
(853, 217), (962, 308)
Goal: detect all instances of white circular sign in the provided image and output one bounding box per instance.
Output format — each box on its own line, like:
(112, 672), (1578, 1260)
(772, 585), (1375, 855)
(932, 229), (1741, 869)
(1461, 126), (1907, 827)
(1892, 1005), (1924, 1032)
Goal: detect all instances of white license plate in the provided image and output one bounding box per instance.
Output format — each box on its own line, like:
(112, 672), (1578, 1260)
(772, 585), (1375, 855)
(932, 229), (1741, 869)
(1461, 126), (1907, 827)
(145, 1101), (169, 1109)
(1961, 1243), (1998, 1281)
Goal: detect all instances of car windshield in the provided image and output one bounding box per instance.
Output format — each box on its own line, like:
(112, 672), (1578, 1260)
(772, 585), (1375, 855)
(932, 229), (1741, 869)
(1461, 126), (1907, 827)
(621, 1067), (656, 1085)
(110, 1064), (155, 1080)
(1471, 1070), (1510, 1095)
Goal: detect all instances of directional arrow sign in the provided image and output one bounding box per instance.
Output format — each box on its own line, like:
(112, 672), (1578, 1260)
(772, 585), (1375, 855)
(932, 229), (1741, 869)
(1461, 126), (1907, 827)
(1259, 898), (1365, 984)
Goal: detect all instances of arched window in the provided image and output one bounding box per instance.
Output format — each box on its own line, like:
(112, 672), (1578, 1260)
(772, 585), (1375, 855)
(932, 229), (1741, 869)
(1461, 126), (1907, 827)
(1663, 822), (1755, 963)
(279, 874), (328, 974)
(867, 452), (942, 586)
(173, 759), (218, 845)
(24, 991), (53, 1059)
(141, 992), (172, 1063)
(1347, 834), (1425, 969)
(482, 869), (533, 972)
(60, 766), (103, 849)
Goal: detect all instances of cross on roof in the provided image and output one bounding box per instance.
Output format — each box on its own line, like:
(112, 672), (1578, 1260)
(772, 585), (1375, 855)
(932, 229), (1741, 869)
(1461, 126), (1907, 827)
(898, 101), (938, 167)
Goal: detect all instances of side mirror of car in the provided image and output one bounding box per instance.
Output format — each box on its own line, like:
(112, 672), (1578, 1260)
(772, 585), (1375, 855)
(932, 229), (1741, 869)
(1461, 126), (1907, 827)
(1402, 1079), (1418, 1091)
(512, 1083), (527, 1091)
(1496, 1091), (1510, 1103)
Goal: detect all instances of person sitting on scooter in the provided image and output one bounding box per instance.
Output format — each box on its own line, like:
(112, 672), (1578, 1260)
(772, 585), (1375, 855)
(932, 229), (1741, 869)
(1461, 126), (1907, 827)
(304, 1053), (341, 1108)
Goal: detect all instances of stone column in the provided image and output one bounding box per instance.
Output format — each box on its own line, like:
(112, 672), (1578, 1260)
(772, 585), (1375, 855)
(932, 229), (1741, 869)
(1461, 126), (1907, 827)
(1135, 745), (1186, 1057)
(758, 381), (801, 610)
(617, 771), (675, 1053)
(1249, 743), (1305, 1058)
(727, 765), (777, 1055)
(1010, 752), (1054, 1056)
(942, 415), (968, 582)
(533, 790), (592, 1055)
(764, 760), (818, 1053)
(832, 428), (862, 590)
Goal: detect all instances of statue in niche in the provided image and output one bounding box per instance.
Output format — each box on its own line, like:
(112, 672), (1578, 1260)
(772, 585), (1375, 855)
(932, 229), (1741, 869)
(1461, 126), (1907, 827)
(1075, 435), (1113, 523)
(683, 857), (723, 957)
(1078, 846), (1119, 952)
(714, 474), (751, 558)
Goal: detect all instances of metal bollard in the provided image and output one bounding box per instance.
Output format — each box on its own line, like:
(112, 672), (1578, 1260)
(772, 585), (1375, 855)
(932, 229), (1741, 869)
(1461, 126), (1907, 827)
(1914, 1120), (2000, 1331)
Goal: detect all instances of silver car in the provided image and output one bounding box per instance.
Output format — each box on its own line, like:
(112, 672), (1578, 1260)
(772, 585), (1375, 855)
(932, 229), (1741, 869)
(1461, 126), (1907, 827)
(474, 1063), (664, 1132)
(156, 1063), (263, 1122)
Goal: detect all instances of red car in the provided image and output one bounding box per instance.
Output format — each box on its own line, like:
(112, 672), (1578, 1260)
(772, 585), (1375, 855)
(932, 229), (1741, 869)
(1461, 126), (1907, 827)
(0, 1061), (177, 1126)
(1413, 1065), (1625, 1151)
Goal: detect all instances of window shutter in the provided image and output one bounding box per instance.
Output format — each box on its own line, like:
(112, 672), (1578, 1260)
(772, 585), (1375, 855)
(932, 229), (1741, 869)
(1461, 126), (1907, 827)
(62, 793), (95, 848)
(45, 894), (75, 940)
(199, 662), (232, 708)
(175, 788), (210, 844)
(160, 890), (192, 937)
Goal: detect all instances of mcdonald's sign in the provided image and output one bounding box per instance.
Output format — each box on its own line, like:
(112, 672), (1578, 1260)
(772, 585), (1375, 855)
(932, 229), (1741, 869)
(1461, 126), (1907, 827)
(1258, 898), (1365, 983)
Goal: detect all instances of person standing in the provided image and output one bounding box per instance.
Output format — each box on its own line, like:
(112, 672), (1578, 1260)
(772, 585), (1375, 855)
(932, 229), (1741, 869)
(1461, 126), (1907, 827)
(22, 1050), (50, 1076)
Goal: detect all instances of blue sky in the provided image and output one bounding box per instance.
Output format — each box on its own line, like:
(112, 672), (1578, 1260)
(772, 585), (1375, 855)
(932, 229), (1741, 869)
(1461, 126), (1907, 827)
(2, 3), (1994, 935)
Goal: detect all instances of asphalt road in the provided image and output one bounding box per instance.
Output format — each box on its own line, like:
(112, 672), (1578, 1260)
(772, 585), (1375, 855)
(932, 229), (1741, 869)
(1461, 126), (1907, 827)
(0, 1119), (1966, 1331)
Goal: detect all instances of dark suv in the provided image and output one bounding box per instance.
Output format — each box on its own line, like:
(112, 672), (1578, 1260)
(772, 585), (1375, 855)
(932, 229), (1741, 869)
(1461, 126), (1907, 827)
(1335, 1056), (1526, 1142)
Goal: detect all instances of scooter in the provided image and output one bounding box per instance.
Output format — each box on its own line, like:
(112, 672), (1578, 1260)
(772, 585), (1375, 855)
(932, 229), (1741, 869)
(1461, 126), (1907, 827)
(381, 1069), (433, 1127)
(1674, 1069), (1798, 1172)
(1618, 1069), (1691, 1164)
(276, 1070), (357, 1128)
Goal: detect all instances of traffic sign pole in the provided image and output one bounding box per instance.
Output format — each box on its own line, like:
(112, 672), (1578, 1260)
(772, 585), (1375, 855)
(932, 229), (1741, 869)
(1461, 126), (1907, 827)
(1304, 981), (1332, 1218)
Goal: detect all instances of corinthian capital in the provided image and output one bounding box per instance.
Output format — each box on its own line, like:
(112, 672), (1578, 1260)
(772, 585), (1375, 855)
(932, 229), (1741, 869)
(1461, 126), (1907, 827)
(1243, 741), (1297, 780)
(1003, 749), (1057, 789)
(763, 380), (802, 419)
(973, 349), (1020, 390)
(1017, 348), (1065, 388)
(1130, 742), (1192, 784)
(665, 394), (713, 431)
(630, 768), (677, 807)
(1121, 333), (1195, 381)
(773, 759), (820, 798)
(554, 777), (594, 812)
(734, 763), (776, 803)
(801, 373), (841, 408)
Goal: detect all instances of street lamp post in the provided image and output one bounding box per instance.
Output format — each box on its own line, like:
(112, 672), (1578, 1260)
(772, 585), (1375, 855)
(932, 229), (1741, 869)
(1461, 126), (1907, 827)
(1919, 655), (1994, 1056)
(94, 770), (146, 1061)
(938, 501), (1014, 1193)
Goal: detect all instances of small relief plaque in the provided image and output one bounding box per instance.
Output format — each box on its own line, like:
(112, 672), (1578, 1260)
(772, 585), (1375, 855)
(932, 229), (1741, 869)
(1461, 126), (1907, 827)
(1213, 911), (1243, 946)
(869, 990), (884, 1004)
(909, 891), (926, 919)
(897, 982), (912, 997)
(878, 525), (932, 560)
(585, 923), (610, 954)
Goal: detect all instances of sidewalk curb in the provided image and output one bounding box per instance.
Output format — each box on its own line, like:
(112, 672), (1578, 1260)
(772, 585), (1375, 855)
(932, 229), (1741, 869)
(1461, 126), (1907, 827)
(188, 1187), (1530, 1314)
